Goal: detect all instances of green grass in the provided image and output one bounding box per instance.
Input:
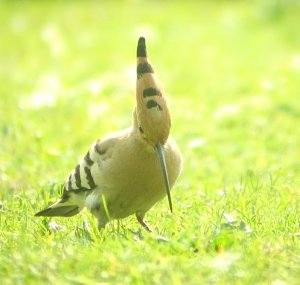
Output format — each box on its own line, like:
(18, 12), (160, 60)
(1, 0), (300, 284)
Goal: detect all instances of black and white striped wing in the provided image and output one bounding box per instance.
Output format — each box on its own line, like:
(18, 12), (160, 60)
(62, 139), (107, 198)
(35, 139), (110, 217)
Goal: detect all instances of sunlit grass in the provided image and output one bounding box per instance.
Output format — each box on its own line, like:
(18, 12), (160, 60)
(1, 1), (299, 284)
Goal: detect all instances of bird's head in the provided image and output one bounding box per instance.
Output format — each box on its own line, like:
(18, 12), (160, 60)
(134, 37), (173, 213)
(135, 37), (171, 146)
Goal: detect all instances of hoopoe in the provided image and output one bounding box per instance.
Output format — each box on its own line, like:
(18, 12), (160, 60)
(35, 37), (182, 231)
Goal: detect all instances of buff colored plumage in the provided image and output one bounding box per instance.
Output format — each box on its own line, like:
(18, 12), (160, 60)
(35, 37), (182, 231)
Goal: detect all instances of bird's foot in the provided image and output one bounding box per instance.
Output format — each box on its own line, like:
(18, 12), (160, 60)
(97, 221), (107, 231)
(136, 213), (151, 232)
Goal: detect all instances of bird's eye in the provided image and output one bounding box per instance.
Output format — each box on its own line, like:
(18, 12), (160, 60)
(139, 125), (144, 133)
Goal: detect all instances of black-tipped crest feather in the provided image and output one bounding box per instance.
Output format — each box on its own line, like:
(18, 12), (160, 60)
(137, 37), (147, 57)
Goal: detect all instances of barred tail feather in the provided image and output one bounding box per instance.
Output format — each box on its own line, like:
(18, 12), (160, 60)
(35, 200), (79, 217)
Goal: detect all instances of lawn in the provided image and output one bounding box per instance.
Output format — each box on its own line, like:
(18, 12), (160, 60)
(0, 0), (299, 284)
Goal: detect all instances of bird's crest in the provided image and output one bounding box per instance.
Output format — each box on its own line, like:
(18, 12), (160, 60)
(135, 37), (171, 145)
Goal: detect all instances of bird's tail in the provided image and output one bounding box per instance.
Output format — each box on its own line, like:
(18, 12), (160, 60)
(35, 199), (80, 217)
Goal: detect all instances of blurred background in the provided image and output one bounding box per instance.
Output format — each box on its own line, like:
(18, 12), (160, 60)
(1, 0), (299, 194)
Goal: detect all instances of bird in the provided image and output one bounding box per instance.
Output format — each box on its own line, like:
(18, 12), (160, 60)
(35, 37), (182, 231)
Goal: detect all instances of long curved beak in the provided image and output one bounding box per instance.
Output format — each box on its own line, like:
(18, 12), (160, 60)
(156, 143), (173, 213)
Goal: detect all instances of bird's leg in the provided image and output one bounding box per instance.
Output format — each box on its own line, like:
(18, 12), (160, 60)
(97, 221), (107, 231)
(136, 212), (151, 232)
(91, 207), (108, 231)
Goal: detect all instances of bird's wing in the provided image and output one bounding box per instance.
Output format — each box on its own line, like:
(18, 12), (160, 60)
(61, 137), (113, 200)
(35, 131), (126, 217)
